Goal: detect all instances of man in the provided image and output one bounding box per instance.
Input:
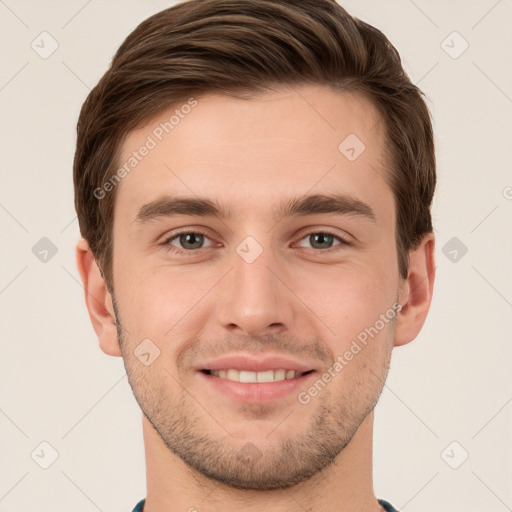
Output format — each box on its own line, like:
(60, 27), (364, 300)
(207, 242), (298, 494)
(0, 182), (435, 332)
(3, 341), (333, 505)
(74, 0), (436, 510)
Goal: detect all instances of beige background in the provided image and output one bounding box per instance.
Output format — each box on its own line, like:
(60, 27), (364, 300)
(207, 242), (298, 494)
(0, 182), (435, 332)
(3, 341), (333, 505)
(1, 1), (511, 510)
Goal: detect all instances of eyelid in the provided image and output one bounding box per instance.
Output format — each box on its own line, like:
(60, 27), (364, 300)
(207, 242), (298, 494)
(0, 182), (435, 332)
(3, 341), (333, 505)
(295, 225), (351, 240)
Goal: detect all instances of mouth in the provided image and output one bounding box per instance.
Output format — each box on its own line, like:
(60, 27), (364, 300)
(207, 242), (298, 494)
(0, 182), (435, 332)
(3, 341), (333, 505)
(197, 364), (317, 403)
(201, 368), (314, 383)
(195, 353), (319, 403)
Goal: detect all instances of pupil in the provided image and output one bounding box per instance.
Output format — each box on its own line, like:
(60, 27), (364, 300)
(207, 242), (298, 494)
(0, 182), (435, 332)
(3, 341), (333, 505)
(182, 233), (203, 249)
(312, 233), (332, 248)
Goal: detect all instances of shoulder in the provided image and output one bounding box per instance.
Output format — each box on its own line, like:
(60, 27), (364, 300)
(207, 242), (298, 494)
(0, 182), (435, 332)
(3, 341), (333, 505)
(131, 498), (146, 512)
(378, 498), (401, 512)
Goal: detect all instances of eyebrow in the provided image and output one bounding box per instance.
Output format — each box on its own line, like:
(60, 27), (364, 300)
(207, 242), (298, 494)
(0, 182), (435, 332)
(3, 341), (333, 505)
(133, 193), (376, 225)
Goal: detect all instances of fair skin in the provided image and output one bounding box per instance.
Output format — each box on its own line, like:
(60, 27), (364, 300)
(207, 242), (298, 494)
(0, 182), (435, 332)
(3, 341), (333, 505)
(76, 84), (435, 512)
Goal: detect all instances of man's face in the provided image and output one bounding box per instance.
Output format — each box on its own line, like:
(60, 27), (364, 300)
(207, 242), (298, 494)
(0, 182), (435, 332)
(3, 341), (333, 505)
(111, 85), (404, 489)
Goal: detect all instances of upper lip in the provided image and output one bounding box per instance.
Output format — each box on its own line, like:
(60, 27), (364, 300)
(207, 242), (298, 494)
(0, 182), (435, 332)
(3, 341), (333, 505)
(196, 353), (315, 373)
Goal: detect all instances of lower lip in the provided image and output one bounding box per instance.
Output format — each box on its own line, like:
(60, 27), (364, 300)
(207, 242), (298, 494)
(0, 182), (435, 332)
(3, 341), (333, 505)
(198, 370), (316, 403)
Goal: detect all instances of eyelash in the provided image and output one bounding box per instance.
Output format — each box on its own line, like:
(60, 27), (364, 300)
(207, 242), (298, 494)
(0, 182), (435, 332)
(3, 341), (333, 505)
(161, 229), (351, 256)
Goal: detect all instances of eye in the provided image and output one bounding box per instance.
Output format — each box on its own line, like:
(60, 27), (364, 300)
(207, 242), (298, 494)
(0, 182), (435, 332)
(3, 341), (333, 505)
(295, 230), (351, 251)
(162, 230), (216, 254)
(161, 228), (351, 256)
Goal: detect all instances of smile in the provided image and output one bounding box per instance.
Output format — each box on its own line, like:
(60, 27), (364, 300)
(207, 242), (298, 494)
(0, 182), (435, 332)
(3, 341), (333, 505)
(205, 369), (310, 383)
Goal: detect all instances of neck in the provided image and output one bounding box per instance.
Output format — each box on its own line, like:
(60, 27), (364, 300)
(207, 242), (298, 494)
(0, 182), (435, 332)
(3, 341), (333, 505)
(141, 410), (383, 512)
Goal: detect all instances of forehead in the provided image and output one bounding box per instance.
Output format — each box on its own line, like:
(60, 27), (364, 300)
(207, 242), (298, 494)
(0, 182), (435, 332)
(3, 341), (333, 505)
(114, 84), (392, 225)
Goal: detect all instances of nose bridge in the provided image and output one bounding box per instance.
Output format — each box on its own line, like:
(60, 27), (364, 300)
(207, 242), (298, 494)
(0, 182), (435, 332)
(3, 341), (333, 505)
(216, 234), (292, 336)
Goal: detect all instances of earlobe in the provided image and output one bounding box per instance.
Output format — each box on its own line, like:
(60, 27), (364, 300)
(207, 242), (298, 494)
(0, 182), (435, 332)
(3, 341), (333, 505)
(394, 232), (436, 347)
(75, 237), (122, 357)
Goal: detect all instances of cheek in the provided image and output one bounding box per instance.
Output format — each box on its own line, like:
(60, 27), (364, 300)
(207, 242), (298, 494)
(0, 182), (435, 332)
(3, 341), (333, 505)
(116, 261), (214, 343)
(293, 259), (397, 338)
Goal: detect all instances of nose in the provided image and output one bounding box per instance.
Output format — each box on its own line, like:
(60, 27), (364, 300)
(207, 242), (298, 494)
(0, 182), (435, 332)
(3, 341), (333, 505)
(215, 243), (294, 338)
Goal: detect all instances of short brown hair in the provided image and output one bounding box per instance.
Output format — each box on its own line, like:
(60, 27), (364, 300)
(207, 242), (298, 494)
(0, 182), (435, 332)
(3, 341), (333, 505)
(73, 0), (435, 293)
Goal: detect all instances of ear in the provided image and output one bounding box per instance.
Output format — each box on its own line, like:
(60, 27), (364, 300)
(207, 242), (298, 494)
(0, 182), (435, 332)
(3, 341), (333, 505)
(75, 237), (122, 357)
(394, 232), (436, 347)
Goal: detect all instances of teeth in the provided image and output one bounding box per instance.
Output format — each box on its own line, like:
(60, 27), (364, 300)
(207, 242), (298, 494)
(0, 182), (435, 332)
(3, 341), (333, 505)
(256, 370), (274, 383)
(209, 369), (304, 382)
(274, 369), (286, 381)
(226, 369), (238, 381)
(239, 370), (256, 383)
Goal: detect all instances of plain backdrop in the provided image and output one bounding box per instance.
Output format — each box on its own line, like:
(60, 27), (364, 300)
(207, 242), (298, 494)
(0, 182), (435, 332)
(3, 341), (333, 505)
(1, 1), (511, 511)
